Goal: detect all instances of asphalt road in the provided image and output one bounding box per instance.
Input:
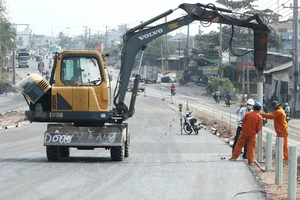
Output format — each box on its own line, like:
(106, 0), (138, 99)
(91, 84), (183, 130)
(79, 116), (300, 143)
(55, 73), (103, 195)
(0, 90), (266, 200)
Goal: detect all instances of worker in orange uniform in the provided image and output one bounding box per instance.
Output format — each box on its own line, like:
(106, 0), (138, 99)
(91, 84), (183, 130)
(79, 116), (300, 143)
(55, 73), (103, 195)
(229, 102), (262, 164)
(261, 101), (289, 161)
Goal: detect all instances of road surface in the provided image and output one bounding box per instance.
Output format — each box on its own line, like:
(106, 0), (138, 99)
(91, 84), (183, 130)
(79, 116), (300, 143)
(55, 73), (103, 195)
(0, 88), (266, 200)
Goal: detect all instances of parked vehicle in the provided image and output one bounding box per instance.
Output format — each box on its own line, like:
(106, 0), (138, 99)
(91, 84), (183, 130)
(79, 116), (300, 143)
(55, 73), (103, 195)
(143, 65), (158, 83)
(183, 111), (202, 135)
(127, 78), (146, 92)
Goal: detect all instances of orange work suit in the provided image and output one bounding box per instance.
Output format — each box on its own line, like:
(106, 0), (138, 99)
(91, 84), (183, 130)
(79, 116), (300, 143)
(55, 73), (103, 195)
(262, 107), (288, 161)
(232, 110), (262, 164)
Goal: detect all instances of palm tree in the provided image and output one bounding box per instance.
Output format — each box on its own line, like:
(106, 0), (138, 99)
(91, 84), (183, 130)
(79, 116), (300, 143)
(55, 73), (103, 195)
(0, 21), (16, 66)
(0, 22), (16, 51)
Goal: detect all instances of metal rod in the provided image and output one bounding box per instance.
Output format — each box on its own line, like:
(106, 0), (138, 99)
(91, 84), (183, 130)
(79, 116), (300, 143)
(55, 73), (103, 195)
(288, 146), (297, 200)
(265, 132), (273, 171)
(275, 137), (283, 185)
(256, 75), (264, 162)
(254, 160), (266, 172)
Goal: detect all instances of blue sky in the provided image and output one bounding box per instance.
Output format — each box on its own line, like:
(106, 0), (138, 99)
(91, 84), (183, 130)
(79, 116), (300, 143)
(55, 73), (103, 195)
(6, 0), (293, 37)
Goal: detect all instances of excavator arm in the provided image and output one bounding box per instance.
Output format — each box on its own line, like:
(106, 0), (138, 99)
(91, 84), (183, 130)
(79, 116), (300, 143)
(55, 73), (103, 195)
(114, 2), (270, 120)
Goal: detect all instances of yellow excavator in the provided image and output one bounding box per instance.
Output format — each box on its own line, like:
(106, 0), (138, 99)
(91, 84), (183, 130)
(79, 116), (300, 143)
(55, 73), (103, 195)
(17, 2), (270, 161)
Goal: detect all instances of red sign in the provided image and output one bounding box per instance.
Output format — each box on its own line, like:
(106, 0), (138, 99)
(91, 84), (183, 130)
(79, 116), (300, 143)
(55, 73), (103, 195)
(237, 62), (256, 71)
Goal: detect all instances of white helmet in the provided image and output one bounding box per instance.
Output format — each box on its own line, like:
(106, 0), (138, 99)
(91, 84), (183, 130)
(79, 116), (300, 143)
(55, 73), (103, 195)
(246, 98), (254, 106)
(285, 103), (288, 106)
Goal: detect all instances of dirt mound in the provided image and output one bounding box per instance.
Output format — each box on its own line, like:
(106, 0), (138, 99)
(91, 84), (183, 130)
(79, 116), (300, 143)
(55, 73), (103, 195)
(0, 82), (17, 94)
(0, 110), (26, 127)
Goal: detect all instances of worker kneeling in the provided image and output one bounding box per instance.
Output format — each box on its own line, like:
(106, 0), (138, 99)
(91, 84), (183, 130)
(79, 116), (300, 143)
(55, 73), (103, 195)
(229, 102), (262, 165)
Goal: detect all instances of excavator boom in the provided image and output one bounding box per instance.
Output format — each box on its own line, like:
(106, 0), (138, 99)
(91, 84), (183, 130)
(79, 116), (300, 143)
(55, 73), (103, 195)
(114, 2), (270, 118)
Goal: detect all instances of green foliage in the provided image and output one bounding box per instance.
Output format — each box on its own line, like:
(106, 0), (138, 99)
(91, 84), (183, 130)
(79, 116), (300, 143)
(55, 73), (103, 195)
(143, 36), (176, 61)
(194, 31), (219, 51)
(0, 21), (16, 51)
(208, 77), (234, 96)
(192, 0), (283, 55)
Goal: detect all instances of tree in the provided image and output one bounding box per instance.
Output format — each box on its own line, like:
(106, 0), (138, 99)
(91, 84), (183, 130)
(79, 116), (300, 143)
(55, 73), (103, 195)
(192, 0), (283, 58)
(0, 22), (16, 52)
(0, 0), (8, 23)
(215, 0), (282, 49)
(57, 31), (69, 49)
(143, 36), (176, 64)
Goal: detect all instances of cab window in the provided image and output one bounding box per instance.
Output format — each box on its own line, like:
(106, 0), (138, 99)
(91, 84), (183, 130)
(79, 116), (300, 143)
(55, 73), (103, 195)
(61, 57), (102, 86)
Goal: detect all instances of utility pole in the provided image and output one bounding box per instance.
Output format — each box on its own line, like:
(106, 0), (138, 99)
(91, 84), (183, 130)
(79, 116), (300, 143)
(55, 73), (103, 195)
(293, 0), (299, 117)
(242, 56), (245, 102)
(283, 0), (300, 116)
(88, 28), (91, 43)
(185, 24), (190, 70)
(247, 53), (250, 97)
(83, 26), (88, 50)
(103, 26), (109, 52)
(12, 50), (15, 84)
(164, 16), (169, 71)
(219, 24), (223, 77)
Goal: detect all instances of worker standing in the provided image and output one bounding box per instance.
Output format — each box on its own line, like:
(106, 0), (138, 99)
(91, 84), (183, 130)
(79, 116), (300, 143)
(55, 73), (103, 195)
(232, 98), (254, 159)
(229, 102), (263, 164)
(261, 101), (289, 162)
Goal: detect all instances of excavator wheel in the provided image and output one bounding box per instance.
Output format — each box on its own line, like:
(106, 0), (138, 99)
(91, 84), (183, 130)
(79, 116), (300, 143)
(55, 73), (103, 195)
(125, 133), (130, 157)
(60, 147), (70, 158)
(110, 140), (125, 161)
(46, 146), (61, 161)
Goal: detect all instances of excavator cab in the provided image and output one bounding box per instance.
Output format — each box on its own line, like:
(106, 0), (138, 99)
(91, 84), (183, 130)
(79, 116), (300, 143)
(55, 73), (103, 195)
(18, 50), (110, 125)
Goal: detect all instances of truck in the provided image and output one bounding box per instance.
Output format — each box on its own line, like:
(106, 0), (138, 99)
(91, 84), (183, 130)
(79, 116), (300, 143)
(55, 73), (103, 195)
(17, 49), (30, 68)
(16, 2), (269, 161)
(142, 65), (158, 83)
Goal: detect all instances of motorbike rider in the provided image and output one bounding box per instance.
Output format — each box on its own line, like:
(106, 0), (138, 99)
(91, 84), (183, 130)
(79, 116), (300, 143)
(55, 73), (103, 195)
(226, 91), (232, 101)
(38, 59), (45, 74)
(49, 58), (52, 69)
(232, 98), (254, 159)
(214, 88), (221, 102)
(284, 103), (291, 118)
(171, 83), (176, 95)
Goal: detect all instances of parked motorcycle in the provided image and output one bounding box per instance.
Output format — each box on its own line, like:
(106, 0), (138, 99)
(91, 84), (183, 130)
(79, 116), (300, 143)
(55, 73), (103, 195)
(183, 111), (202, 135)
(171, 88), (176, 96)
(225, 99), (231, 107)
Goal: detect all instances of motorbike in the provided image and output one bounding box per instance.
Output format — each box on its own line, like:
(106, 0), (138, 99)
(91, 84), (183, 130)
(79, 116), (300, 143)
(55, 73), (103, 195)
(263, 118), (268, 126)
(183, 111), (202, 135)
(215, 96), (220, 103)
(38, 66), (45, 75)
(263, 104), (268, 126)
(171, 88), (176, 96)
(225, 99), (231, 107)
(286, 113), (290, 123)
(49, 60), (52, 69)
(45, 71), (50, 80)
